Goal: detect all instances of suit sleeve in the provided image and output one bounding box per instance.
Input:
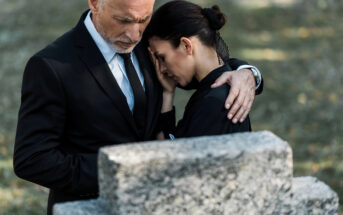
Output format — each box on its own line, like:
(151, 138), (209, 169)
(227, 58), (248, 70)
(13, 56), (98, 195)
(228, 58), (264, 95)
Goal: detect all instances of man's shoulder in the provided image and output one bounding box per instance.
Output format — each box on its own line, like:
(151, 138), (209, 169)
(24, 27), (82, 79)
(34, 27), (78, 61)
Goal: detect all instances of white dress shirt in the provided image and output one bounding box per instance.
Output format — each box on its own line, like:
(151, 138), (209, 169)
(84, 11), (145, 112)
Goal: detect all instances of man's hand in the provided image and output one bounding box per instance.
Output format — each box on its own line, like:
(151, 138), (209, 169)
(211, 69), (256, 123)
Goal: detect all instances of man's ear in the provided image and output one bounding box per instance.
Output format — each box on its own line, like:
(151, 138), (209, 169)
(88, 0), (100, 14)
(180, 37), (193, 55)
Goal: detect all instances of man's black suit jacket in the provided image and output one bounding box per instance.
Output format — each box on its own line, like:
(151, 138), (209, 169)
(13, 11), (258, 215)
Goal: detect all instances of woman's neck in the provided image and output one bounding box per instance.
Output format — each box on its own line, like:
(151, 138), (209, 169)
(194, 46), (223, 82)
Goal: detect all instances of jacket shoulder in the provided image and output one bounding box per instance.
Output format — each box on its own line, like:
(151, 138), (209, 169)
(33, 27), (77, 61)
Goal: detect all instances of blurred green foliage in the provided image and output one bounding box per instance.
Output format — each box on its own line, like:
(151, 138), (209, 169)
(0, 0), (342, 214)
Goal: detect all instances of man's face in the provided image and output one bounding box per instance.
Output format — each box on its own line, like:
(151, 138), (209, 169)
(90, 0), (154, 53)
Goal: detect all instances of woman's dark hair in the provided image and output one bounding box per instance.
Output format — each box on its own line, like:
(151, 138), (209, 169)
(144, 0), (230, 62)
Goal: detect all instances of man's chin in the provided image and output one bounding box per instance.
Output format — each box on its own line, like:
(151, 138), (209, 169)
(113, 43), (138, 53)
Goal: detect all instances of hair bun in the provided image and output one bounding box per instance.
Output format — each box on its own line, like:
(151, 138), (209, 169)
(202, 5), (226, 30)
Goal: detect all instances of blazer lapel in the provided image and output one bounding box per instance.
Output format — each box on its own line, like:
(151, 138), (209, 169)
(74, 11), (139, 136)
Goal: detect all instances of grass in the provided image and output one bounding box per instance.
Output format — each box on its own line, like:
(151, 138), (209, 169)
(0, 0), (342, 214)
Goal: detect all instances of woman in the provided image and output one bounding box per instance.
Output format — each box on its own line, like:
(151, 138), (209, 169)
(144, 0), (251, 139)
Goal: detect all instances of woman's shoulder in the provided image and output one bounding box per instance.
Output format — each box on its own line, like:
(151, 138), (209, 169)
(185, 84), (230, 116)
(205, 82), (231, 103)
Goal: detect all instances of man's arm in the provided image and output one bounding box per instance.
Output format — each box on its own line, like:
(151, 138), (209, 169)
(13, 56), (98, 195)
(213, 58), (264, 123)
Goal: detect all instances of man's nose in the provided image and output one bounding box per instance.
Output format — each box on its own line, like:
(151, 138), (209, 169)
(126, 24), (141, 42)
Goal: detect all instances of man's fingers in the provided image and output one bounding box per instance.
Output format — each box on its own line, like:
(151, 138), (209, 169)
(227, 89), (245, 120)
(234, 106), (245, 124)
(240, 101), (253, 123)
(218, 68), (257, 122)
(229, 92), (247, 123)
(236, 88), (255, 123)
(227, 102), (240, 121)
(225, 87), (239, 110)
(211, 72), (232, 88)
(237, 96), (251, 123)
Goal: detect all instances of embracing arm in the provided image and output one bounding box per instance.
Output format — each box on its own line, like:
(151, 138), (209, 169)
(227, 58), (263, 94)
(214, 58), (264, 123)
(13, 56), (98, 195)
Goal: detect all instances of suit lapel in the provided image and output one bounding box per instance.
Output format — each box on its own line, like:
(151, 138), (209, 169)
(74, 11), (139, 137)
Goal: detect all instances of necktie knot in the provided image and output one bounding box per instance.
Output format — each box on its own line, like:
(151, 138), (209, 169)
(118, 53), (131, 60)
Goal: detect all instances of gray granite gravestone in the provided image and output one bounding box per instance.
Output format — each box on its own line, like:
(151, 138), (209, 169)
(53, 131), (339, 215)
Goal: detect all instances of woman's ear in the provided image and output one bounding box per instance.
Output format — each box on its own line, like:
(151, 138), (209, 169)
(180, 37), (193, 55)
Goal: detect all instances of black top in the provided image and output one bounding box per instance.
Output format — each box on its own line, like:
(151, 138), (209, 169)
(159, 64), (251, 138)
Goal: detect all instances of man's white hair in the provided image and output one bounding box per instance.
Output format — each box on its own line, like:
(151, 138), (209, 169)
(99, 0), (107, 9)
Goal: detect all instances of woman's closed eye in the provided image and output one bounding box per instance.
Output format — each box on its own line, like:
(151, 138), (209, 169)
(154, 53), (165, 63)
(154, 53), (166, 65)
(158, 56), (165, 63)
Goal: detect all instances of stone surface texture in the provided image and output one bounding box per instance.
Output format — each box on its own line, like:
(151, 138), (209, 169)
(98, 131), (292, 215)
(288, 177), (339, 214)
(53, 199), (111, 215)
(53, 131), (339, 215)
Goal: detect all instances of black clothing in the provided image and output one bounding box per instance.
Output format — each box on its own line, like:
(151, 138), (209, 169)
(13, 10), (259, 215)
(160, 64), (251, 138)
(119, 53), (147, 137)
(13, 11), (163, 215)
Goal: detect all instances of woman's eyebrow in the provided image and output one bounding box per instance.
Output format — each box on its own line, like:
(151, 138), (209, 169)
(153, 52), (159, 59)
(154, 52), (165, 59)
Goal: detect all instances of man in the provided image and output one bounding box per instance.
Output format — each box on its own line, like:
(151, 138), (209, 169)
(13, 0), (263, 214)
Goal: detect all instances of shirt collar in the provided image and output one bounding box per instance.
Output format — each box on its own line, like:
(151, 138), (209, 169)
(84, 11), (116, 63)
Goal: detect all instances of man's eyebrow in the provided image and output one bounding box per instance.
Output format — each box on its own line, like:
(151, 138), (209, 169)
(115, 15), (152, 23)
(138, 15), (152, 22)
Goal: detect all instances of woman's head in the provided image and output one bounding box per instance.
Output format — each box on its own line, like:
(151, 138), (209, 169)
(145, 0), (228, 86)
(145, 0), (226, 48)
